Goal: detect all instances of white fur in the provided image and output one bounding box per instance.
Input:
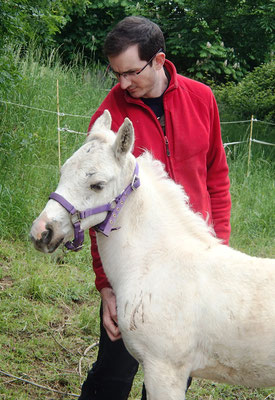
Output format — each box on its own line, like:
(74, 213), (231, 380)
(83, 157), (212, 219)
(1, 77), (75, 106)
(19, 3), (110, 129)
(31, 110), (275, 399)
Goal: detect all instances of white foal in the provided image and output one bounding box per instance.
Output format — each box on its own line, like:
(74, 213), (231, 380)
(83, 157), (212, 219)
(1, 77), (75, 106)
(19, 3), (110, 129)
(31, 110), (275, 400)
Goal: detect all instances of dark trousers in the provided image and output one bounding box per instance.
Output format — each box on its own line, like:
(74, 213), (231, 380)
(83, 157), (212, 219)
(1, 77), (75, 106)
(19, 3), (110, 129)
(79, 305), (191, 399)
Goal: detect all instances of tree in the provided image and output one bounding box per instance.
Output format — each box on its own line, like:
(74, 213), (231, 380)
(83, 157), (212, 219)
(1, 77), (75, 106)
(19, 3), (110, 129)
(0, 0), (89, 92)
(215, 60), (275, 122)
(54, 0), (274, 83)
(54, 0), (131, 64)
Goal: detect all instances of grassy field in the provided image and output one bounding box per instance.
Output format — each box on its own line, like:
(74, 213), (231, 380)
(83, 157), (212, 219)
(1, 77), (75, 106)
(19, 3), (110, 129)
(0, 48), (274, 399)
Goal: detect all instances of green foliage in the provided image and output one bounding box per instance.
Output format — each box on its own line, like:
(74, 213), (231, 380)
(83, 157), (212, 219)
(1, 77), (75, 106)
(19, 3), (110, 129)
(54, 0), (274, 84)
(144, 0), (246, 83)
(0, 0), (89, 45)
(215, 61), (275, 122)
(141, 0), (274, 83)
(0, 0), (89, 93)
(1, 0), (274, 87)
(0, 46), (22, 92)
(54, 0), (131, 64)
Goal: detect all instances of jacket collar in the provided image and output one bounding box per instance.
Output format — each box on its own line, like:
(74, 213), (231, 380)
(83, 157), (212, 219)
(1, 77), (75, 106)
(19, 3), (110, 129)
(163, 59), (178, 91)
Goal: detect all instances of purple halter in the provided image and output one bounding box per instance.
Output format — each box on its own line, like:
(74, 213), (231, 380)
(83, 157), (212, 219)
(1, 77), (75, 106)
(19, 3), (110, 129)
(49, 163), (140, 251)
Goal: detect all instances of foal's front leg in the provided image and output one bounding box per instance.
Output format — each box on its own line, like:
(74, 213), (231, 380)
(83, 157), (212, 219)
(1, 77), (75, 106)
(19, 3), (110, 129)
(143, 360), (189, 400)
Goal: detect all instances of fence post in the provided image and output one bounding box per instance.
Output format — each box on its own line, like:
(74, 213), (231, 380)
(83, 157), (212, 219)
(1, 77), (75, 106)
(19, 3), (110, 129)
(57, 80), (61, 171)
(247, 115), (254, 176)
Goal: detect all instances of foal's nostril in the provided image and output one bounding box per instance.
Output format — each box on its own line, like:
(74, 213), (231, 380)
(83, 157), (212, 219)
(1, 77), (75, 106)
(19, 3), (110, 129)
(41, 228), (53, 244)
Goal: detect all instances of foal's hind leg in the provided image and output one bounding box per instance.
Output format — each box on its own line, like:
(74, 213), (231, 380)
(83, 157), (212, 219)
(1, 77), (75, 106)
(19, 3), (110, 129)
(143, 361), (189, 400)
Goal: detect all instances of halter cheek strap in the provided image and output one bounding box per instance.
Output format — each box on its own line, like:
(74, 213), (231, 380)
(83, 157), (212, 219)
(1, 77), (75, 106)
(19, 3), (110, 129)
(48, 192), (85, 251)
(49, 163), (140, 251)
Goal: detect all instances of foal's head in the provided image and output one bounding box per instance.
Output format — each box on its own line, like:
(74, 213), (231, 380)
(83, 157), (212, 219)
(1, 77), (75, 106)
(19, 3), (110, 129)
(30, 110), (135, 253)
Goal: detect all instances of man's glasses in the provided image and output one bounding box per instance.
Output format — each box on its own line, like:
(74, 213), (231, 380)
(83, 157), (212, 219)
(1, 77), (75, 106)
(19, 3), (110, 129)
(107, 48), (163, 80)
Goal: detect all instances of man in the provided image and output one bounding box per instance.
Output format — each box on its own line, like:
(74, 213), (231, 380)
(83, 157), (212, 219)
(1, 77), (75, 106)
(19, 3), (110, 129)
(79, 16), (231, 400)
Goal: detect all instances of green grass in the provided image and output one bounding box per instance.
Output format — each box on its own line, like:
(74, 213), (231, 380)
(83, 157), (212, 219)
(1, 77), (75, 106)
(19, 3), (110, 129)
(1, 236), (274, 399)
(0, 47), (274, 399)
(0, 237), (101, 399)
(228, 155), (275, 257)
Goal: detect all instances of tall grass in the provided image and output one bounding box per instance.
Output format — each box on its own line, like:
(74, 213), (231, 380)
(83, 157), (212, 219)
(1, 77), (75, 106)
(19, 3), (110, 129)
(0, 47), (274, 399)
(0, 46), (112, 240)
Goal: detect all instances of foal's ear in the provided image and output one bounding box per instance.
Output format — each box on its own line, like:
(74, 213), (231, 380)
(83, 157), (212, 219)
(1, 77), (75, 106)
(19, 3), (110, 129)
(88, 109), (112, 137)
(113, 117), (134, 160)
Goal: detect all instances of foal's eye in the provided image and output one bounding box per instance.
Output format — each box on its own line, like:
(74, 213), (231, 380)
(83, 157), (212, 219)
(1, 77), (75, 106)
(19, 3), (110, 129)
(90, 183), (104, 191)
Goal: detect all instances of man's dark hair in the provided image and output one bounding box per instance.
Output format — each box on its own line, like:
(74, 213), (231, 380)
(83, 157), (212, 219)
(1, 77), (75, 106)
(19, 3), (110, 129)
(104, 16), (165, 61)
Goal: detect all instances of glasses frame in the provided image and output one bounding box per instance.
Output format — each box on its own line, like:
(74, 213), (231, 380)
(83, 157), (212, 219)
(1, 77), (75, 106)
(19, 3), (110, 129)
(107, 48), (163, 80)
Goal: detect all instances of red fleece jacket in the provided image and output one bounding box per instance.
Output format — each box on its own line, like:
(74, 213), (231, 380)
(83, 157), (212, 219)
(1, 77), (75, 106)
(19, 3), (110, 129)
(88, 60), (231, 291)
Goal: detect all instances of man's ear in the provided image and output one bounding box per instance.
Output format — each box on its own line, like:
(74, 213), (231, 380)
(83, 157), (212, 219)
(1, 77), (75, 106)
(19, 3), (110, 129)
(154, 51), (166, 70)
(113, 117), (134, 160)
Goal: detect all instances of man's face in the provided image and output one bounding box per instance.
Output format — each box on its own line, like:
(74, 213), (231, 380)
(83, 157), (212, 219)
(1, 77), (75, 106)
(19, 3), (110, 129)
(108, 45), (162, 99)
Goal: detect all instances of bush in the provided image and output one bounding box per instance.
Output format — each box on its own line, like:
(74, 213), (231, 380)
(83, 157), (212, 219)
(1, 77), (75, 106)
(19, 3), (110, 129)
(215, 61), (275, 122)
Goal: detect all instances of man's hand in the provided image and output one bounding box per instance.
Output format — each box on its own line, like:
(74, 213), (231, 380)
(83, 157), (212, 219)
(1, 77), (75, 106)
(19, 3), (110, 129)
(100, 287), (122, 341)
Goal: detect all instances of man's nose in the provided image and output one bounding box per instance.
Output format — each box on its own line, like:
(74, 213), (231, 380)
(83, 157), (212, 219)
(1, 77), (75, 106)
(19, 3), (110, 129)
(119, 75), (131, 90)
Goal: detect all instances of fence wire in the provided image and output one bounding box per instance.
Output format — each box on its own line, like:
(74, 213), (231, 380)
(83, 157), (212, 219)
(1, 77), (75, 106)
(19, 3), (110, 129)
(1, 98), (274, 147)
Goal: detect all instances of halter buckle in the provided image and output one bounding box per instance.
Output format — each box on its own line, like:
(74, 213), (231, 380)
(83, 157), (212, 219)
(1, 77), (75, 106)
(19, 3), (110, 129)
(131, 175), (139, 191)
(71, 211), (81, 224)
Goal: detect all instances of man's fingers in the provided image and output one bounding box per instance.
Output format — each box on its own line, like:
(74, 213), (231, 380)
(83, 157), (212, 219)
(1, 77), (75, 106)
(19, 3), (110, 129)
(103, 315), (122, 341)
(101, 287), (122, 341)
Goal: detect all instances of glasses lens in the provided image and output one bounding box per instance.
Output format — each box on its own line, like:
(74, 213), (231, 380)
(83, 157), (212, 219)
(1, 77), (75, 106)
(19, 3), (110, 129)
(108, 68), (135, 80)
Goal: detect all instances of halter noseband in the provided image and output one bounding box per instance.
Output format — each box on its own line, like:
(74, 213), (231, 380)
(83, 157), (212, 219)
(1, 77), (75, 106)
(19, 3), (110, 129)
(49, 163), (140, 251)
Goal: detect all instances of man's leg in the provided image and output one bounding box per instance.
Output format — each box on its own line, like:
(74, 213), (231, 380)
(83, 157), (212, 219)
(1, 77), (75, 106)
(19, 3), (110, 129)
(79, 305), (139, 400)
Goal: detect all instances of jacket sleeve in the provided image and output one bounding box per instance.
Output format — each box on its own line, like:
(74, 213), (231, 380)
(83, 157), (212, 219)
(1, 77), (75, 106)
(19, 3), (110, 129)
(89, 228), (111, 291)
(207, 94), (231, 244)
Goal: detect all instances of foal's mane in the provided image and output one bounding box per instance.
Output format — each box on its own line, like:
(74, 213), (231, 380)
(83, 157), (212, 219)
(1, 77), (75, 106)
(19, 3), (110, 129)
(138, 152), (220, 247)
(85, 128), (219, 246)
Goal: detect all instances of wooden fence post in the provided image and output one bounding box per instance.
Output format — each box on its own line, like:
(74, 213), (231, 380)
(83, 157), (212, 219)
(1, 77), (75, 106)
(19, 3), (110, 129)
(57, 79), (61, 171)
(247, 115), (254, 176)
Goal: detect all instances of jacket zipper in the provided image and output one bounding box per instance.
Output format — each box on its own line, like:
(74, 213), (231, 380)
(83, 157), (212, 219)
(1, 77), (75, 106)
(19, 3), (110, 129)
(157, 114), (170, 157)
(164, 135), (170, 157)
